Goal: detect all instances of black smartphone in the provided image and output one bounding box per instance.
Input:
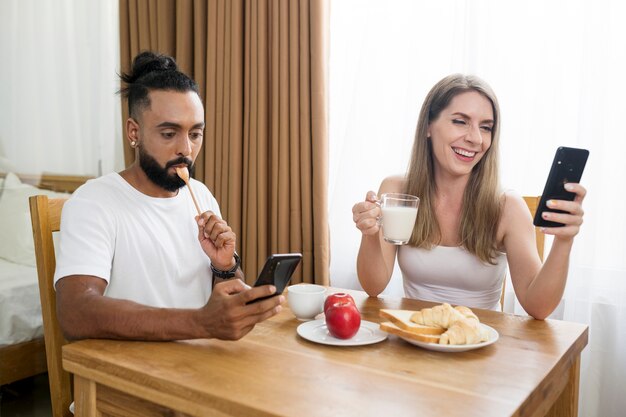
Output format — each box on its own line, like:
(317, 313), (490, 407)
(533, 146), (589, 228)
(246, 253), (302, 304)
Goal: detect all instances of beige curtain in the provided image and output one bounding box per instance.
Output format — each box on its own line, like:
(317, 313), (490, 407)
(119, 0), (329, 285)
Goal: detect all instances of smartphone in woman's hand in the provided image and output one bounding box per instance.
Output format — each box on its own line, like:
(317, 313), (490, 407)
(533, 147), (589, 228)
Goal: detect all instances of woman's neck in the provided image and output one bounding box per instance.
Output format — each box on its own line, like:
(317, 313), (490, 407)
(434, 171), (469, 206)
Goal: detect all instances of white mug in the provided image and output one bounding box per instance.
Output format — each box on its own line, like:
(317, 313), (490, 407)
(379, 193), (419, 245)
(287, 284), (326, 321)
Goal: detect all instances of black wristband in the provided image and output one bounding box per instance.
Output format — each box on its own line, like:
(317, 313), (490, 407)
(211, 252), (241, 279)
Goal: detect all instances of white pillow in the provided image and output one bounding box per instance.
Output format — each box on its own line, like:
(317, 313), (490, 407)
(0, 173), (70, 266)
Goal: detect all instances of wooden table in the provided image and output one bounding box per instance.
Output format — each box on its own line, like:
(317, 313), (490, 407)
(63, 288), (588, 417)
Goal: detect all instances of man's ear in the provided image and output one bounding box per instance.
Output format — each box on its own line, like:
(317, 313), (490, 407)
(126, 117), (139, 146)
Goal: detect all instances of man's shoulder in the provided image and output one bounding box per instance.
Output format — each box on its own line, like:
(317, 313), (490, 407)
(188, 178), (215, 199)
(188, 178), (220, 212)
(66, 174), (133, 216)
(188, 177), (210, 189)
(72, 173), (125, 199)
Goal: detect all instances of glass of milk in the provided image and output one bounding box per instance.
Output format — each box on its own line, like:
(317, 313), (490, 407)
(379, 193), (419, 245)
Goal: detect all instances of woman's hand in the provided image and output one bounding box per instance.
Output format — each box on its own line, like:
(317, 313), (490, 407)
(352, 191), (381, 236)
(539, 183), (587, 241)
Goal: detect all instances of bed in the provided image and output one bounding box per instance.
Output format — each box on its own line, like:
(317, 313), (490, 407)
(0, 172), (91, 386)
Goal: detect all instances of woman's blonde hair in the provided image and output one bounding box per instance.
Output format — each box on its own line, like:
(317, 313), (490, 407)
(405, 74), (502, 264)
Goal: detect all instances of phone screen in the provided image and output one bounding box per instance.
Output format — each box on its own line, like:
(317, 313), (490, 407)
(533, 147), (589, 227)
(247, 253), (302, 304)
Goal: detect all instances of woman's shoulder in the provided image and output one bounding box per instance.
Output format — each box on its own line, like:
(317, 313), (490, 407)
(495, 190), (532, 246)
(379, 175), (406, 194)
(500, 190), (534, 225)
(501, 189), (528, 206)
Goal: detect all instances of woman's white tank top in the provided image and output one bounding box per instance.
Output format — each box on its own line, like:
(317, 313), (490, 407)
(397, 245), (507, 311)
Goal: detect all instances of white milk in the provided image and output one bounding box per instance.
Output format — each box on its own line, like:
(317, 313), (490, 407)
(381, 206), (418, 243)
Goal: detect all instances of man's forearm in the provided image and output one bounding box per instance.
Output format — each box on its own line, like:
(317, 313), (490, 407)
(60, 294), (205, 341)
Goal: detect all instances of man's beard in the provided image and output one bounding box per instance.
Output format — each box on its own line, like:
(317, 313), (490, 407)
(138, 145), (195, 192)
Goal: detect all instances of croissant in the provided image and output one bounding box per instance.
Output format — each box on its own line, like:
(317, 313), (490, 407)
(409, 303), (477, 328)
(453, 305), (479, 322)
(438, 318), (489, 345)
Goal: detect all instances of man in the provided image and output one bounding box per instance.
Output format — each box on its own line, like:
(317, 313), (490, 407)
(54, 51), (283, 341)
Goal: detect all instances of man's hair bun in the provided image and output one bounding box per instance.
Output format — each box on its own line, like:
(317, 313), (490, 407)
(118, 51), (199, 118)
(120, 51), (178, 85)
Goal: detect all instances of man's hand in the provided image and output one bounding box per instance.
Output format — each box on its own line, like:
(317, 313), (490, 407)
(197, 279), (284, 340)
(56, 275), (283, 341)
(196, 211), (237, 269)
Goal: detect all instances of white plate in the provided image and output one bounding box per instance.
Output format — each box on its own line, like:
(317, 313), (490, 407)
(297, 319), (388, 346)
(398, 324), (499, 352)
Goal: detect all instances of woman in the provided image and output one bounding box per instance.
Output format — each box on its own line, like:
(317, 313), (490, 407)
(352, 74), (586, 319)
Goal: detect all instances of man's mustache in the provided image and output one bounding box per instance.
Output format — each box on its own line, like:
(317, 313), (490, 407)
(165, 157), (193, 169)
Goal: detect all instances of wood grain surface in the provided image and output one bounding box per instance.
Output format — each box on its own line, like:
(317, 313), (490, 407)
(63, 289), (588, 417)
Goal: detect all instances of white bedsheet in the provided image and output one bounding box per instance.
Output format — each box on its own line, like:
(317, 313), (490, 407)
(0, 258), (43, 347)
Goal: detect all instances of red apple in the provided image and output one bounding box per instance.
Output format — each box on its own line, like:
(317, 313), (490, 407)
(324, 293), (355, 313)
(325, 301), (361, 339)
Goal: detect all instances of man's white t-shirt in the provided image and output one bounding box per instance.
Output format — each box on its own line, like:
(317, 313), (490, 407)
(54, 173), (221, 309)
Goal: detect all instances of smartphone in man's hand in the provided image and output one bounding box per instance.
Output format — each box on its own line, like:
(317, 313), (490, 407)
(246, 253), (302, 304)
(533, 146), (589, 228)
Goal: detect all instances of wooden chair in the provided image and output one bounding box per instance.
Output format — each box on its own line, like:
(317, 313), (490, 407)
(500, 196), (545, 310)
(29, 195), (72, 417)
(522, 196), (545, 262)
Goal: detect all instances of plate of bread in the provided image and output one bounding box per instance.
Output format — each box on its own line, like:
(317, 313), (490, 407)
(379, 303), (499, 352)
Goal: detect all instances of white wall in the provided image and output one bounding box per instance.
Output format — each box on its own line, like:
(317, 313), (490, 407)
(0, 0), (123, 177)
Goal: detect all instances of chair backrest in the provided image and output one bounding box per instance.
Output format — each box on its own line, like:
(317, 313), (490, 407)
(29, 195), (72, 417)
(500, 196), (545, 310)
(522, 196), (545, 262)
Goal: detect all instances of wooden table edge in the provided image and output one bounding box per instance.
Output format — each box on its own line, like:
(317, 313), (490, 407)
(63, 345), (274, 417)
(516, 324), (588, 417)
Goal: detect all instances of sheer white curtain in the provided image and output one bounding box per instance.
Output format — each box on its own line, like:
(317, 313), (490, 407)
(329, 1), (626, 415)
(0, 0), (123, 176)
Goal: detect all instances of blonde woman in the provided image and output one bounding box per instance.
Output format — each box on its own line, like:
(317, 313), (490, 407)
(352, 74), (586, 319)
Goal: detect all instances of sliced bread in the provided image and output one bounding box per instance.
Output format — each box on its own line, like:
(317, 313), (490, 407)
(379, 309), (445, 335)
(379, 322), (441, 344)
